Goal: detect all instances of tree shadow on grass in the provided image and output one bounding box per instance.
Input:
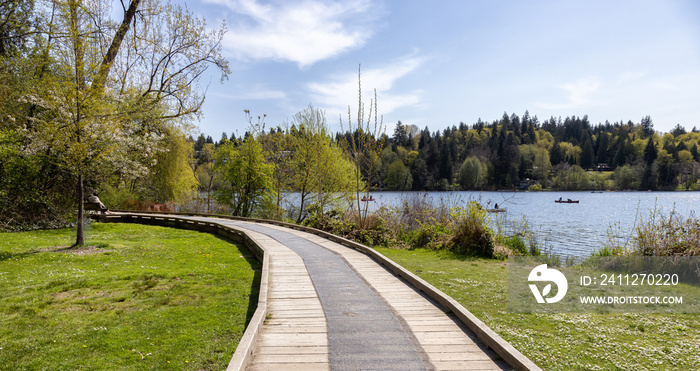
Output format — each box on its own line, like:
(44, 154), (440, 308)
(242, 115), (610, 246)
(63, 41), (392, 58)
(210, 234), (262, 328)
(246, 269), (262, 328)
(93, 218), (265, 336)
(0, 245), (110, 262)
(0, 250), (39, 262)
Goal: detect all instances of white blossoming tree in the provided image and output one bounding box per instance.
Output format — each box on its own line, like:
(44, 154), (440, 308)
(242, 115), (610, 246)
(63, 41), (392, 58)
(19, 0), (228, 245)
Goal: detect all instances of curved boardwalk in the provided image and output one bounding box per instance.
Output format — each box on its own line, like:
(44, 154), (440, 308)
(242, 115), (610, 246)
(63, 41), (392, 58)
(98, 213), (537, 370)
(203, 218), (509, 371)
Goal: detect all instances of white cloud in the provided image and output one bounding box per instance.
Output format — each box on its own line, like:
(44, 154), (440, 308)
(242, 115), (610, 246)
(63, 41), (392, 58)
(536, 76), (601, 110)
(211, 0), (377, 68)
(307, 57), (425, 124)
(213, 84), (286, 100)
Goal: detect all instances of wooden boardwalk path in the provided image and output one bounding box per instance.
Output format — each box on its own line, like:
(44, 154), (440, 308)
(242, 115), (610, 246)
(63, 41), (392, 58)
(97, 213), (539, 371)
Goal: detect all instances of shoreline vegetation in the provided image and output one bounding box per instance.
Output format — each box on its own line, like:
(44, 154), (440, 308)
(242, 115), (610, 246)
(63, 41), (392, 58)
(300, 191), (699, 260)
(596, 203), (700, 257)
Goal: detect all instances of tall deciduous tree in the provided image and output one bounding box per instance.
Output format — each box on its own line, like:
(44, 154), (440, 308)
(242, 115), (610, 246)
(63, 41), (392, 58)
(214, 136), (273, 217)
(289, 106), (325, 223)
(195, 142), (219, 213)
(313, 143), (356, 216)
(385, 159), (412, 190)
(148, 130), (197, 203)
(260, 125), (292, 220)
(533, 146), (552, 180)
(289, 105), (355, 223)
(17, 0), (228, 245)
(459, 156), (485, 189)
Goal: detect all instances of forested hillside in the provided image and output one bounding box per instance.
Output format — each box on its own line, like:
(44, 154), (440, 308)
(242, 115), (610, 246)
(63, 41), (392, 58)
(193, 112), (700, 194)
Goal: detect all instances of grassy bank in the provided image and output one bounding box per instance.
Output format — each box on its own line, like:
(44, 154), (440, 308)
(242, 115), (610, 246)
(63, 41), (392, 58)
(374, 247), (700, 370)
(0, 223), (260, 370)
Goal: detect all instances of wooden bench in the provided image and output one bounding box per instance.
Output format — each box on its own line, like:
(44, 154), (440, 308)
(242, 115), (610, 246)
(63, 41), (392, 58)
(83, 202), (105, 214)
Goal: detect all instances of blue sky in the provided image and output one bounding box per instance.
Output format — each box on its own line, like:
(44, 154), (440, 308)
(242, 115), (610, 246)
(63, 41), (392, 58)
(182, 0), (700, 138)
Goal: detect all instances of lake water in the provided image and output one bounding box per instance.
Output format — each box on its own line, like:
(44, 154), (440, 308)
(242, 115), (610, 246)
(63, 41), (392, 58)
(361, 191), (700, 259)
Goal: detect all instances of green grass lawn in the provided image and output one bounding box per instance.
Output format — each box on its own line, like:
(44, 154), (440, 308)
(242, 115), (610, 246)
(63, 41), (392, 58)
(0, 223), (260, 370)
(374, 247), (700, 371)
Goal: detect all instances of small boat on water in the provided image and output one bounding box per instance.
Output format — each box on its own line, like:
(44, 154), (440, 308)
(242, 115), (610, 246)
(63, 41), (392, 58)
(361, 196), (375, 202)
(555, 198), (579, 203)
(487, 208), (506, 213)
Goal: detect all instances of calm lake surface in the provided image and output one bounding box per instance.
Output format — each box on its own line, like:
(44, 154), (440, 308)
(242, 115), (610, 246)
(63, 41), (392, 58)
(362, 191), (700, 258)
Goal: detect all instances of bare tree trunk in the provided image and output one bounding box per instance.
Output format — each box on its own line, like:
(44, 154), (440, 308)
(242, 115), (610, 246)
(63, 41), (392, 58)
(70, 0), (85, 247)
(75, 171), (85, 246)
(276, 190), (282, 220)
(206, 175), (213, 213)
(296, 185), (308, 224)
(355, 159), (362, 228)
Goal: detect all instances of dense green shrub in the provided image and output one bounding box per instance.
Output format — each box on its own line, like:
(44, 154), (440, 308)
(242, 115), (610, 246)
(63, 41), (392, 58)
(0, 153), (76, 231)
(503, 235), (528, 255)
(527, 183), (543, 191)
(410, 218), (451, 250)
(303, 204), (391, 247)
(447, 202), (495, 258)
(592, 246), (624, 257)
(302, 204), (344, 234)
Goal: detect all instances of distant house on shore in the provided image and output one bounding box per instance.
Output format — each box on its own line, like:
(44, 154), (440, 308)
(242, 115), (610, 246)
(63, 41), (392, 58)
(595, 163), (612, 172)
(518, 178), (536, 190)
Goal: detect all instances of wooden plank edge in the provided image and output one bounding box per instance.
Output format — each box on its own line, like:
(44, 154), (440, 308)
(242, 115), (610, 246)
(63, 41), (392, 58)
(226, 233), (269, 371)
